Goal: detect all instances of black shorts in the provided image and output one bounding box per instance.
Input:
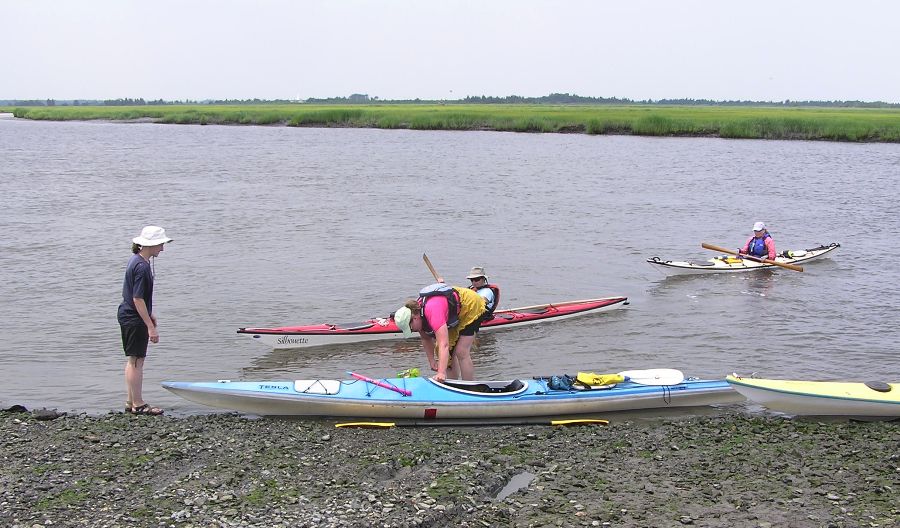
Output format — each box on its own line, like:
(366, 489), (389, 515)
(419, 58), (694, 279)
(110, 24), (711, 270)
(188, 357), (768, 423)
(121, 324), (149, 358)
(459, 317), (482, 337)
(471, 312), (494, 334)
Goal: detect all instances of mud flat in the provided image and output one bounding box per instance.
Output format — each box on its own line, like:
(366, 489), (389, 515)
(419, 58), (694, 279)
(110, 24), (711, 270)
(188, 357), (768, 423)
(1, 408), (897, 527)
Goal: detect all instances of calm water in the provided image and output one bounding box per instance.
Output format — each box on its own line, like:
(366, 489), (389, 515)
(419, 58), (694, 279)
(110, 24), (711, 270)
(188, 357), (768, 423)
(0, 116), (897, 415)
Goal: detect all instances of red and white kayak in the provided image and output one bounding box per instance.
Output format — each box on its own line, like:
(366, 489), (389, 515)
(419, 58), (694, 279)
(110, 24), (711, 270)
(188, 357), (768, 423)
(238, 296), (628, 349)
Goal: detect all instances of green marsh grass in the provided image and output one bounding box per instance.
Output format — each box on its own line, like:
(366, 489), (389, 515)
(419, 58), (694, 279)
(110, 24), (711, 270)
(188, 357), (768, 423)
(5, 104), (900, 142)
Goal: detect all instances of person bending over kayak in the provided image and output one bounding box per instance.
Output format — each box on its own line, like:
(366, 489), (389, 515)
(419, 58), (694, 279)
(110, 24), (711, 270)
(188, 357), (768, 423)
(466, 266), (500, 333)
(394, 283), (487, 382)
(739, 221), (776, 261)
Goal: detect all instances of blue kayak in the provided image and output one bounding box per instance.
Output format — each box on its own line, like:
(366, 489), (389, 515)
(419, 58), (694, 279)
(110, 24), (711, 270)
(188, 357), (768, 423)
(162, 369), (741, 419)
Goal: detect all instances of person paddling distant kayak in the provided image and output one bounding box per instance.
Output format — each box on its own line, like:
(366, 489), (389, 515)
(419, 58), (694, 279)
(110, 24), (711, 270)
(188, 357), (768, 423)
(467, 266), (500, 333)
(394, 283), (487, 382)
(739, 222), (776, 260)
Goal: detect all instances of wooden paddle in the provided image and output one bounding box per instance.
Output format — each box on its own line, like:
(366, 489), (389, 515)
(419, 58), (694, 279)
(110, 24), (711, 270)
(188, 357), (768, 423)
(422, 253), (444, 283)
(701, 243), (803, 272)
(504, 298), (622, 312)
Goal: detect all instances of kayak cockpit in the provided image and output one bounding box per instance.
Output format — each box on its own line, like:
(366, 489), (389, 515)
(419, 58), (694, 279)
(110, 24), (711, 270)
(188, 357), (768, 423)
(431, 378), (528, 396)
(329, 322), (376, 331)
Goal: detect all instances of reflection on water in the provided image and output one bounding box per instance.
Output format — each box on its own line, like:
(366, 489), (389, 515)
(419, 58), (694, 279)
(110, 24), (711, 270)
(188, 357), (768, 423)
(0, 118), (897, 415)
(495, 472), (536, 501)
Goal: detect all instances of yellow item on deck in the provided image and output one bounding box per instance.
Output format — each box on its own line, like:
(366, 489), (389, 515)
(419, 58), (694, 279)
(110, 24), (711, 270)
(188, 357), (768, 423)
(575, 372), (625, 388)
(335, 422), (396, 429)
(550, 418), (609, 426)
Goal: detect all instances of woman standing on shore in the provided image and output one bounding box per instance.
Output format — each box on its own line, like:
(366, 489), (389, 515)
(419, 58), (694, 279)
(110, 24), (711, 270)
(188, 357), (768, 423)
(118, 225), (172, 415)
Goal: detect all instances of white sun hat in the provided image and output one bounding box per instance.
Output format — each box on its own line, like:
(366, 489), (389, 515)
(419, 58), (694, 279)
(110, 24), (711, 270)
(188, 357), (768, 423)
(752, 222), (766, 232)
(133, 226), (173, 246)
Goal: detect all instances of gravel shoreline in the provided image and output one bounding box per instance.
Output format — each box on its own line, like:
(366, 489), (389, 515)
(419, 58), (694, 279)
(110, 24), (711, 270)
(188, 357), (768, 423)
(1, 408), (897, 528)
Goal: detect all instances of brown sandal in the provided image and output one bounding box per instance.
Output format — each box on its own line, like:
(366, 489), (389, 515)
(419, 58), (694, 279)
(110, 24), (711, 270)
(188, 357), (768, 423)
(131, 403), (164, 416)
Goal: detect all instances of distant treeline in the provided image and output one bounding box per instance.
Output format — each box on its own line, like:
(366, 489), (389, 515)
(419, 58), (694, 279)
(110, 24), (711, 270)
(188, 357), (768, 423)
(2, 93), (898, 108)
(463, 93), (900, 108)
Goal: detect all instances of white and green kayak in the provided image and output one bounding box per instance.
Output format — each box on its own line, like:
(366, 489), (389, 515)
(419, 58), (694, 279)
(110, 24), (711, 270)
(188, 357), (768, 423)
(726, 374), (899, 417)
(647, 243), (839, 276)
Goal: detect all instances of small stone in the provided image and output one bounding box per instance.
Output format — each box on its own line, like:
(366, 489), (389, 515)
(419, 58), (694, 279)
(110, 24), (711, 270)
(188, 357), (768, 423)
(32, 409), (65, 421)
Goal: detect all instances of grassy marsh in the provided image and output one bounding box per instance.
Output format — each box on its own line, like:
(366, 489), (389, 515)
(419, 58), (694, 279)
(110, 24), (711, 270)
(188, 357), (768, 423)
(4, 104), (900, 142)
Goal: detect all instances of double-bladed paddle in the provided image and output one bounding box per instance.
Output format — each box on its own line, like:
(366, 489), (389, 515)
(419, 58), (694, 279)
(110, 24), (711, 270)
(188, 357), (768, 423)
(537, 368), (686, 386)
(701, 243), (803, 272)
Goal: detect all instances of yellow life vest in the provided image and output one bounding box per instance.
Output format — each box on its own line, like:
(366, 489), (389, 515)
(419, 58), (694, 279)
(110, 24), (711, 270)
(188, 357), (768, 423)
(446, 286), (487, 348)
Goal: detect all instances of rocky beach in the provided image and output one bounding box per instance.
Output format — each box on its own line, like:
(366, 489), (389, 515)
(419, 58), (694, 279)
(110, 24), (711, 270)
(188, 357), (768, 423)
(1, 407), (897, 528)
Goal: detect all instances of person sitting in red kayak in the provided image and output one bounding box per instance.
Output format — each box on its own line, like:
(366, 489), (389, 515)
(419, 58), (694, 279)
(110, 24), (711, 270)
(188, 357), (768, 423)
(739, 221), (777, 260)
(466, 266), (500, 332)
(394, 283), (487, 382)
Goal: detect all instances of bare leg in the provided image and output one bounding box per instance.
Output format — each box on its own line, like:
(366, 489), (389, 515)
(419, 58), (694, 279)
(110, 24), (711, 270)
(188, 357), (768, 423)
(447, 358), (461, 380)
(125, 356), (146, 408)
(453, 335), (476, 380)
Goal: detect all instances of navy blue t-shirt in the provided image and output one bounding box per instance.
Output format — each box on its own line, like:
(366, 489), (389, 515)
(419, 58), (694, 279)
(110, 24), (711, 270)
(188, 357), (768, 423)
(117, 254), (154, 327)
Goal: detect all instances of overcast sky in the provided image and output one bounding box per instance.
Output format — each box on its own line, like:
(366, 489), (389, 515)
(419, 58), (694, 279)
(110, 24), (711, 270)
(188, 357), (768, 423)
(3, 0), (899, 102)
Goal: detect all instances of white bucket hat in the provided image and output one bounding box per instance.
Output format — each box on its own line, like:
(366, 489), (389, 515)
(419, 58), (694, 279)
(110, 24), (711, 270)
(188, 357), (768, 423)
(752, 222), (766, 232)
(133, 226), (173, 246)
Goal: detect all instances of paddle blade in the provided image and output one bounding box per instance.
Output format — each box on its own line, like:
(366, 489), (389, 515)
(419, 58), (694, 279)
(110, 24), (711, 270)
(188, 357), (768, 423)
(619, 368), (685, 385)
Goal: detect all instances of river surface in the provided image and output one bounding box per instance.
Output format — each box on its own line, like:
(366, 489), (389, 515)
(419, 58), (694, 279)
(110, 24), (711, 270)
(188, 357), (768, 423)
(0, 116), (897, 415)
